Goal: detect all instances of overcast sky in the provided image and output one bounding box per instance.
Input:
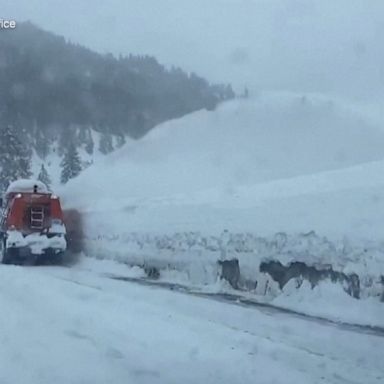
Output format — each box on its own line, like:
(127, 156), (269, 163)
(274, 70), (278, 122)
(2, 0), (384, 100)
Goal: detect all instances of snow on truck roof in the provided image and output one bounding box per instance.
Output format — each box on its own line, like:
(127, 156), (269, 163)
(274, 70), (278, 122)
(6, 179), (49, 195)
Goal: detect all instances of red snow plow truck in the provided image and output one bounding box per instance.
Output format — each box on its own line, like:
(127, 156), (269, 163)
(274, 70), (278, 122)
(0, 180), (67, 265)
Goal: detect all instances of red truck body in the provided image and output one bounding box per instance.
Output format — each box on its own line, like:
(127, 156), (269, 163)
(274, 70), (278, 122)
(0, 180), (67, 264)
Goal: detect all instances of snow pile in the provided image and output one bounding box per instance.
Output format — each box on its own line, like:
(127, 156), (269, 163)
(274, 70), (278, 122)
(273, 280), (384, 327)
(74, 256), (384, 329)
(61, 96), (384, 322)
(5, 179), (49, 195)
(6, 230), (66, 255)
(61, 97), (384, 240)
(85, 230), (384, 301)
(62, 96), (384, 204)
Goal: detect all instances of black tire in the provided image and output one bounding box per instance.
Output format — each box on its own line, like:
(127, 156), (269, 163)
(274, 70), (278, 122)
(52, 251), (65, 265)
(1, 238), (8, 264)
(1, 241), (26, 265)
(36, 250), (65, 266)
(1, 240), (13, 265)
(24, 253), (38, 266)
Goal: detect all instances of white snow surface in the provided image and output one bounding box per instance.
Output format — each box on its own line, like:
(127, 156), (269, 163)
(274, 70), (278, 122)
(63, 96), (384, 206)
(6, 179), (49, 195)
(0, 258), (382, 384)
(60, 95), (384, 323)
(61, 97), (384, 239)
(5, 230), (66, 255)
(273, 280), (384, 328)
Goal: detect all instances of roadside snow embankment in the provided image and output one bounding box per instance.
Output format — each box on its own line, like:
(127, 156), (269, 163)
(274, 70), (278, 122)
(61, 96), (384, 326)
(2, 261), (383, 384)
(81, 229), (384, 328)
(85, 230), (384, 299)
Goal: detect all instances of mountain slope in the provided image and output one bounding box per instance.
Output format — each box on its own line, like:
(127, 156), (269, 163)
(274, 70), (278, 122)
(0, 21), (234, 190)
(60, 94), (384, 317)
(62, 94), (384, 239)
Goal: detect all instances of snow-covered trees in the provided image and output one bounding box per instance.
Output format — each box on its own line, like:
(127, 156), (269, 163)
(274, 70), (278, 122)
(85, 136), (94, 155)
(0, 124), (32, 192)
(99, 133), (114, 155)
(0, 21), (236, 186)
(115, 134), (126, 149)
(0, 22), (233, 158)
(79, 127), (95, 155)
(37, 164), (52, 189)
(34, 129), (50, 159)
(60, 142), (82, 184)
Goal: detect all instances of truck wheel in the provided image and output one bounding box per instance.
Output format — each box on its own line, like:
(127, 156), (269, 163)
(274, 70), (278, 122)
(1, 240), (12, 264)
(0, 240), (4, 264)
(48, 251), (65, 265)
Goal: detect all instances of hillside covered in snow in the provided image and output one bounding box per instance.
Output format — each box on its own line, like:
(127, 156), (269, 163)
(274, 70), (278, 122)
(59, 94), (384, 318)
(0, 21), (234, 190)
(62, 94), (384, 239)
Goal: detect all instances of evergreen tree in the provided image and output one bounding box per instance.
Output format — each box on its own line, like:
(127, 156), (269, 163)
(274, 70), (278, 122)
(77, 127), (87, 145)
(57, 129), (69, 157)
(0, 124), (32, 192)
(35, 129), (50, 159)
(37, 164), (52, 189)
(85, 129), (94, 155)
(58, 126), (77, 157)
(0, 21), (235, 156)
(60, 142), (82, 184)
(115, 133), (126, 149)
(99, 132), (114, 154)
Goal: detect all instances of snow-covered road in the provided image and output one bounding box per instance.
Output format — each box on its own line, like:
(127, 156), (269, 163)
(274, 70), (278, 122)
(0, 262), (382, 384)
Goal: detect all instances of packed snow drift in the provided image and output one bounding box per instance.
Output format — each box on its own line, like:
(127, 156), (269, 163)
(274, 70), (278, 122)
(1, 261), (383, 384)
(61, 95), (384, 324)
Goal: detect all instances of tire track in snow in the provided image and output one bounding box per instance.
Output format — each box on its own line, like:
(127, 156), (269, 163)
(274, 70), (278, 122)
(105, 274), (384, 338)
(40, 265), (384, 338)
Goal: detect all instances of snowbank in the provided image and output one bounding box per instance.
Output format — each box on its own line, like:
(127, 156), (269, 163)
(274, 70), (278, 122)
(6, 179), (48, 195)
(2, 259), (382, 383)
(62, 96), (384, 204)
(61, 96), (384, 324)
(272, 280), (384, 328)
(76, 256), (384, 329)
(85, 230), (384, 299)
